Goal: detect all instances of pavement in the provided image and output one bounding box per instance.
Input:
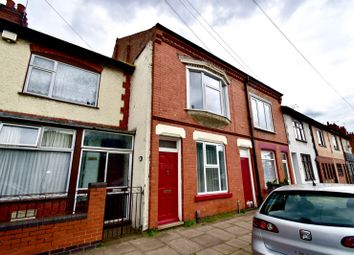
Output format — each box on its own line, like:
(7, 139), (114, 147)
(80, 211), (255, 255)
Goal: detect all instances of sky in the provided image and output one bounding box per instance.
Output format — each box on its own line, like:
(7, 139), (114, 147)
(3, 0), (354, 131)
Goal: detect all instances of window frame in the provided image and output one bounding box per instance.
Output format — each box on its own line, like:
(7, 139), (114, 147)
(332, 135), (340, 151)
(24, 54), (101, 107)
(0, 122), (76, 196)
(250, 94), (274, 132)
(281, 152), (290, 181)
(186, 67), (230, 118)
(77, 129), (134, 191)
(301, 154), (315, 181)
(293, 120), (306, 142)
(261, 150), (278, 184)
(316, 129), (326, 147)
(0, 123), (41, 147)
(196, 141), (228, 195)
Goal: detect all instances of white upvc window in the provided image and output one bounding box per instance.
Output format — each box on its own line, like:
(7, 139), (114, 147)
(196, 142), (228, 194)
(250, 95), (274, 132)
(261, 150), (278, 184)
(187, 68), (229, 117)
(332, 135), (339, 151)
(24, 54), (100, 107)
(293, 120), (306, 141)
(0, 123), (75, 196)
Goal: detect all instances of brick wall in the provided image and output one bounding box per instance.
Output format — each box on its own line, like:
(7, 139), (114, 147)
(0, 184), (106, 255)
(149, 120), (247, 228)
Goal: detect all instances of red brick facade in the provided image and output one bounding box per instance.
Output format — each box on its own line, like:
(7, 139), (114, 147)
(114, 24), (292, 229)
(0, 185), (106, 255)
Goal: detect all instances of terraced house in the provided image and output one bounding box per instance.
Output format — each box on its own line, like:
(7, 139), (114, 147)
(0, 2), (137, 254)
(113, 23), (293, 230)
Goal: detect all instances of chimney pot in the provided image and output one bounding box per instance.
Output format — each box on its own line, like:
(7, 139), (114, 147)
(6, 0), (15, 9)
(17, 4), (26, 14)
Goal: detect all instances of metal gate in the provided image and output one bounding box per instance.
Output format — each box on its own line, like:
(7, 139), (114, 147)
(103, 186), (143, 240)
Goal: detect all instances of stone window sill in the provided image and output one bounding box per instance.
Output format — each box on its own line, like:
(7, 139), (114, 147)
(195, 192), (232, 202)
(186, 109), (231, 129)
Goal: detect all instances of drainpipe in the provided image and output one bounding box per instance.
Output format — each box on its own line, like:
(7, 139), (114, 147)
(244, 76), (263, 205)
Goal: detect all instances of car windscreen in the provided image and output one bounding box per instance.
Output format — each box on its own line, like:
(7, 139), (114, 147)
(260, 190), (354, 227)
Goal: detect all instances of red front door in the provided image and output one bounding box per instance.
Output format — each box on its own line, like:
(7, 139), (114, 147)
(158, 152), (178, 225)
(240, 157), (254, 208)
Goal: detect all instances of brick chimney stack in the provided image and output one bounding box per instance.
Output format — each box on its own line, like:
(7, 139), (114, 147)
(0, 0), (28, 27)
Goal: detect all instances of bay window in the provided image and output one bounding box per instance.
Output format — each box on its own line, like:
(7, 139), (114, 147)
(0, 124), (75, 196)
(251, 96), (274, 132)
(24, 54), (100, 106)
(196, 142), (228, 194)
(188, 69), (229, 117)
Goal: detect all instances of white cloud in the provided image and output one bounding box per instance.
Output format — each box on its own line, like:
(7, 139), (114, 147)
(2, 0), (353, 131)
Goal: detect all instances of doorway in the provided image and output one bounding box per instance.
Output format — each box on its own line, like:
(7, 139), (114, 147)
(158, 139), (181, 225)
(240, 148), (256, 208)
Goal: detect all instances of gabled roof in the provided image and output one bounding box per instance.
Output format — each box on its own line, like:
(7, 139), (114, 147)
(282, 106), (350, 139)
(0, 18), (135, 74)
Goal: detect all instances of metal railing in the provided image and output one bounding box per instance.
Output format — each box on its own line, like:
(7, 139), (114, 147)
(103, 186), (143, 240)
(0, 193), (87, 224)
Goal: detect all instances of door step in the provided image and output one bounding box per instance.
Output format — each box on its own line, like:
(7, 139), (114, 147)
(158, 221), (184, 230)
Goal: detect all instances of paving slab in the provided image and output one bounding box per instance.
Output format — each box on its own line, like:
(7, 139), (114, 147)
(104, 242), (137, 254)
(78, 210), (256, 255)
(156, 231), (181, 243)
(177, 228), (204, 238)
(208, 228), (234, 241)
(191, 233), (223, 248)
(224, 226), (251, 237)
(167, 238), (203, 255)
(226, 238), (249, 249)
(196, 248), (223, 255)
(213, 243), (240, 254)
(145, 246), (180, 255)
(129, 238), (165, 252)
(196, 225), (214, 232)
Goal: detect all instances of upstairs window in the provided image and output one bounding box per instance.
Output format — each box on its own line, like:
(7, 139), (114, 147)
(188, 69), (229, 117)
(251, 96), (274, 132)
(332, 135), (339, 151)
(293, 120), (306, 142)
(317, 129), (326, 147)
(24, 55), (100, 106)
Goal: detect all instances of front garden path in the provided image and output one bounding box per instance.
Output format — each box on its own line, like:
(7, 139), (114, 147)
(80, 210), (255, 255)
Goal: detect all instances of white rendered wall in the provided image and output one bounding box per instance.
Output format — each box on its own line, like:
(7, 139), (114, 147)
(283, 114), (319, 184)
(128, 41), (153, 231)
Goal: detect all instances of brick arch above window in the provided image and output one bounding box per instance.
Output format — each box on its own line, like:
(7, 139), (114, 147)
(179, 54), (230, 85)
(30, 44), (103, 73)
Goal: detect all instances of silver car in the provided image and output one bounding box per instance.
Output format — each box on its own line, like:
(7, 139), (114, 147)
(252, 184), (354, 255)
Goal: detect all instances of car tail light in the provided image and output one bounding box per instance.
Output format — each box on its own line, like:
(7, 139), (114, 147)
(341, 237), (354, 248)
(253, 217), (279, 233)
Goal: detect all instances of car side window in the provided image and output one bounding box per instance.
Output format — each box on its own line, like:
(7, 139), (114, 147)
(261, 191), (354, 227)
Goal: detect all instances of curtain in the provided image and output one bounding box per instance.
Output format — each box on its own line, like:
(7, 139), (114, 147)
(196, 143), (205, 193)
(206, 167), (219, 192)
(41, 129), (73, 148)
(53, 63), (98, 105)
(206, 144), (217, 165)
(0, 125), (38, 145)
(263, 159), (276, 183)
(0, 149), (70, 196)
